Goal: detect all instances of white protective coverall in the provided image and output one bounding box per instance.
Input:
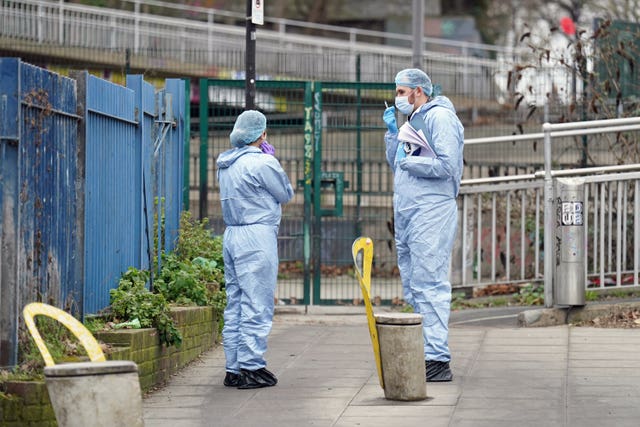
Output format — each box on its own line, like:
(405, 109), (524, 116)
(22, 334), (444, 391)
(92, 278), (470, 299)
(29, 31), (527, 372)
(384, 96), (464, 362)
(216, 145), (294, 373)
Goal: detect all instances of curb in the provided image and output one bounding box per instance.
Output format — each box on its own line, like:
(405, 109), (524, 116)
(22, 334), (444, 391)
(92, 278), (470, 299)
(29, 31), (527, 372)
(518, 300), (640, 327)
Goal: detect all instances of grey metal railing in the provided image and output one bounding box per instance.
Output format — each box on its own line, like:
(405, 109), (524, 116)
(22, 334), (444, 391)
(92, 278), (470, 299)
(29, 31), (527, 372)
(458, 117), (640, 305)
(0, 0), (511, 87)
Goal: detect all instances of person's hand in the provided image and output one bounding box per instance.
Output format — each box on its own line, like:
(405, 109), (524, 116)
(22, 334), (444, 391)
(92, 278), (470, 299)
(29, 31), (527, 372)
(383, 106), (398, 133)
(260, 140), (275, 155)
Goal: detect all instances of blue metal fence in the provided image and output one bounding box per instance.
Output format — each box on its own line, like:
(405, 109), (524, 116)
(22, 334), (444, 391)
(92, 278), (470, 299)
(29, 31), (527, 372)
(0, 59), (186, 366)
(0, 58), (82, 366)
(78, 72), (140, 314)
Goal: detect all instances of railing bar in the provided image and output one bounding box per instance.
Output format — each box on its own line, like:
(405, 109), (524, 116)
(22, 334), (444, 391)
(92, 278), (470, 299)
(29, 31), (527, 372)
(462, 195), (468, 287)
(635, 180), (639, 286)
(476, 194), (482, 284)
(535, 189), (540, 278)
(461, 180), (542, 192)
(623, 182), (628, 274)
(608, 183), (613, 274)
(491, 193), (496, 282)
(600, 183), (606, 289)
(580, 171), (640, 183)
(545, 117), (640, 131)
(521, 190), (526, 280)
(462, 168), (640, 188)
(584, 184), (589, 291)
(506, 191), (511, 281)
(616, 182), (622, 286)
(593, 183), (599, 275)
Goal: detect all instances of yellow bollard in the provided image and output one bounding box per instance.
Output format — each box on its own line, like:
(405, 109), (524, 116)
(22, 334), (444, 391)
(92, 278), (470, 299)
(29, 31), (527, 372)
(22, 303), (143, 427)
(22, 302), (106, 366)
(352, 237), (384, 389)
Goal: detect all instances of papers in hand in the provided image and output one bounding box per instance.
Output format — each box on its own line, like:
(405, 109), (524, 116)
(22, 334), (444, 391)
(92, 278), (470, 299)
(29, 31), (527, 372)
(397, 122), (436, 158)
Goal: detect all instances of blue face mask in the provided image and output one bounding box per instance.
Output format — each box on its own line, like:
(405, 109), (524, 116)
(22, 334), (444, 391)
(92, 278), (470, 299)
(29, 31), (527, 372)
(395, 89), (416, 115)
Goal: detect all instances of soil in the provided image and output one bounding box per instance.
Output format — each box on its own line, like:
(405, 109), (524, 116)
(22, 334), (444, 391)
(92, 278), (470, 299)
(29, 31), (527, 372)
(573, 308), (640, 329)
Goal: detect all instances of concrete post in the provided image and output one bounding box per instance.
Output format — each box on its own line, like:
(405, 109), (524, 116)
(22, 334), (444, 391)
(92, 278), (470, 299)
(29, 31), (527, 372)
(44, 360), (143, 427)
(375, 313), (427, 401)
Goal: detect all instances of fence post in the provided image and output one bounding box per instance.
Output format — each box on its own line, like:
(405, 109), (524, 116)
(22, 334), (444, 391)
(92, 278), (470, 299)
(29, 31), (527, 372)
(0, 58), (20, 367)
(543, 122), (554, 307)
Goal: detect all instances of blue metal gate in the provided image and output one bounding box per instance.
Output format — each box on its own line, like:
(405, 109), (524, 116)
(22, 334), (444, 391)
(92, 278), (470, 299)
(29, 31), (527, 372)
(0, 59), (187, 366)
(78, 73), (186, 314)
(0, 58), (82, 366)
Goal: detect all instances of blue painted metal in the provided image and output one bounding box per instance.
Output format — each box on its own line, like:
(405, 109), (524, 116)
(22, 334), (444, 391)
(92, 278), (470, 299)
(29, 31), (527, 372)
(0, 58), (81, 366)
(127, 76), (185, 275)
(1, 59), (188, 364)
(161, 79), (186, 254)
(81, 72), (139, 314)
(0, 58), (21, 366)
(127, 75), (155, 277)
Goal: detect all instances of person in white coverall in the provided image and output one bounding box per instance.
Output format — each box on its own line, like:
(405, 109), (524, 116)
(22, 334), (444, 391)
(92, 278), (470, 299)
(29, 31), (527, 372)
(382, 68), (464, 382)
(216, 110), (294, 389)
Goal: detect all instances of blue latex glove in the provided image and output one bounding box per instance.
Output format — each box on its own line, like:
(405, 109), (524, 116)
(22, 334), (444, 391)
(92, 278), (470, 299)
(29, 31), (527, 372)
(395, 142), (406, 161)
(383, 106), (398, 133)
(260, 140), (275, 156)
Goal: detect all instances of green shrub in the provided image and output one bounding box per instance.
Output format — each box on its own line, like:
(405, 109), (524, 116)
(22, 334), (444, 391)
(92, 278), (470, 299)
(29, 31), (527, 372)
(513, 284), (544, 306)
(110, 267), (182, 347)
(111, 211), (226, 346)
(155, 253), (209, 306)
(16, 315), (87, 375)
(175, 211), (223, 267)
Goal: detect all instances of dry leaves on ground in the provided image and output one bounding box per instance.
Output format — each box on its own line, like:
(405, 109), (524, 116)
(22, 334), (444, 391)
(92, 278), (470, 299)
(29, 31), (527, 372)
(576, 309), (640, 328)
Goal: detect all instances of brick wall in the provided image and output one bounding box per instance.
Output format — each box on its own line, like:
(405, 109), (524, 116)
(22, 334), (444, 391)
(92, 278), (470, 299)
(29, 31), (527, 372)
(0, 306), (218, 425)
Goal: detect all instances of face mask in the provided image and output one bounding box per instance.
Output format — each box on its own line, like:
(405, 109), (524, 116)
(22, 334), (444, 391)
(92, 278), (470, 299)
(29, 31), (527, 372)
(395, 89), (415, 115)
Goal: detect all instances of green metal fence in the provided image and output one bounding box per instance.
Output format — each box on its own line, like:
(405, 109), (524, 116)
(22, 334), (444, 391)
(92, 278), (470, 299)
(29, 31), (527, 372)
(309, 81), (400, 305)
(198, 79), (402, 306)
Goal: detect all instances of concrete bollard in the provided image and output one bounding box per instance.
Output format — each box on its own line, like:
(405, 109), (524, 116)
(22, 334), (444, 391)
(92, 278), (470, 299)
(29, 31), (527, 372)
(374, 312), (427, 401)
(44, 360), (144, 427)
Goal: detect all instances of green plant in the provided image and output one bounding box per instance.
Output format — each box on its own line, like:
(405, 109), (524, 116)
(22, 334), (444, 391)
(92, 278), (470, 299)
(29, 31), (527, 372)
(400, 304), (414, 313)
(450, 292), (468, 310)
(110, 267), (182, 347)
(155, 253), (209, 306)
(152, 196), (166, 270)
(110, 212), (226, 344)
(15, 315), (87, 375)
(175, 211), (223, 267)
(610, 289), (631, 299)
(585, 290), (599, 302)
(513, 284), (545, 306)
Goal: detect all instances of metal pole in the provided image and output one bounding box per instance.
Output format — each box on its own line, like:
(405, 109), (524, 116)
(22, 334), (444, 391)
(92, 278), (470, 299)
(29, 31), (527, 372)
(125, 48), (131, 75)
(412, 0), (423, 68)
(543, 122), (554, 307)
(245, 0), (256, 110)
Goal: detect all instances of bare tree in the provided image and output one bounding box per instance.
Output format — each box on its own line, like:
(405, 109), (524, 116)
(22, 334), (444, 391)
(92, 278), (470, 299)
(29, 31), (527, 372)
(504, 0), (640, 164)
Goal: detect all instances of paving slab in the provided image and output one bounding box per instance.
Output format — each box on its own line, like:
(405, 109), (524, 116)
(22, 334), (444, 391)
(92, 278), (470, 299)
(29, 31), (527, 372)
(142, 306), (640, 426)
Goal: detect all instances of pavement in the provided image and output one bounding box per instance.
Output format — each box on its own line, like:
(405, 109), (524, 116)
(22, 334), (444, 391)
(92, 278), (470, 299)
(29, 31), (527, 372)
(142, 305), (640, 427)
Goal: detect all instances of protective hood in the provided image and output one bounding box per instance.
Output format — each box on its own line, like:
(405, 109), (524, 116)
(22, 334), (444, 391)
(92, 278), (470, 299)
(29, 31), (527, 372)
(415, 95), (457, 117)
(216, 145), (294, 227)
(216, 145), (262, 170)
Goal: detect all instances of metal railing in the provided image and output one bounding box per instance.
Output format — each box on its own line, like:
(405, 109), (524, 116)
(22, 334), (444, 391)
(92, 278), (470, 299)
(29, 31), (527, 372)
(24, 0), (519, 58)
(0, 0), (513, 86)
(458, 117), (640, 305)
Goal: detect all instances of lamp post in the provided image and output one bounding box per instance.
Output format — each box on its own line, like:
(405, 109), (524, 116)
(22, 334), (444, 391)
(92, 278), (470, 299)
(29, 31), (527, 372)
(412, 0), (423, 68)
(245, 0), (256, 110)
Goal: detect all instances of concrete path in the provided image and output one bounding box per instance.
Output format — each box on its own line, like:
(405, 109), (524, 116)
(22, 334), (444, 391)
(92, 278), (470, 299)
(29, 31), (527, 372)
(142, 308), (640, 427)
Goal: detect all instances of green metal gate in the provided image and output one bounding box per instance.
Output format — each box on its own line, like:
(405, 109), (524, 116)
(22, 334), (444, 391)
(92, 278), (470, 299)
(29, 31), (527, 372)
(199, 79), (401, 306)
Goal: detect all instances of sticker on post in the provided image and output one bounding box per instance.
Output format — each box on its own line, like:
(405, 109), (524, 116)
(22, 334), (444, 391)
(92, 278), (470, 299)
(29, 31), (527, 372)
(561, 201), (583, 226)
(252, 0), (264, 25)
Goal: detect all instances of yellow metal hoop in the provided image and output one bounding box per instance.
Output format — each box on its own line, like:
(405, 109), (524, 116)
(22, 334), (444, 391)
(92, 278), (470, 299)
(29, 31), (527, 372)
(352, 237), (384, 389)
(22, 302), (106, 367)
